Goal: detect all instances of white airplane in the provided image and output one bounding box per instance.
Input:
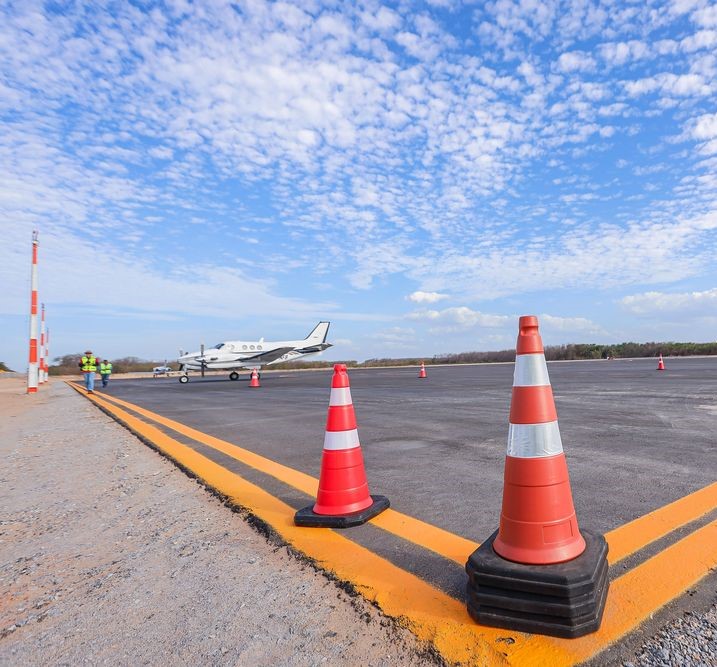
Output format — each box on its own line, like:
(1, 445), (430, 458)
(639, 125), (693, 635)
(176, 322), (332, 383)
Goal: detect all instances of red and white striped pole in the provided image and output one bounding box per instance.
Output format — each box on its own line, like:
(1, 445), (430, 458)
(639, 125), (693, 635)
(39, 303), (46, 384)
(27, 231), (39, 394)
(45, 327), (50, 383)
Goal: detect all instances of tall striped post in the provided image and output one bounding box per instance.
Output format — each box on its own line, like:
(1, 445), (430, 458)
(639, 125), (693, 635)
(45, 327), (50, 383)
(465, 315), (609, 638)
(294, 364), (389, 527)
(27, 231), (39, 394)
(39, 303), (46, 384)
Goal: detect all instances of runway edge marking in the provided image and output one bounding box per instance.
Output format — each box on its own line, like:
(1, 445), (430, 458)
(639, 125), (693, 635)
(89, 386), (477, 565)
(68, 383), (515, 666)
(509, 519), (717, 665)
(90, 385), (717, 568)
(71, 384), (717, 666)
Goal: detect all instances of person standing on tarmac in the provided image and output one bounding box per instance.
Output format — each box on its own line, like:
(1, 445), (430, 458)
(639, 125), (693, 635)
(79, 350), (98, 393)
(99, 359), (113, 388)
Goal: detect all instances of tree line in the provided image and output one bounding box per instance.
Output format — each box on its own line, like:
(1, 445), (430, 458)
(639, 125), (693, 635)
(46, 341), (717, 375)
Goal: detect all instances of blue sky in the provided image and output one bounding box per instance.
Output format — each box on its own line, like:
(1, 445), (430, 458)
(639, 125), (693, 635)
(1, 0), (716, 370)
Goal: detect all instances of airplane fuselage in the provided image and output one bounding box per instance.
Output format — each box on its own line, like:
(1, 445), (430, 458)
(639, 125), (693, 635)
(178, 341), (330, 370)
(177, 322), (332, 374)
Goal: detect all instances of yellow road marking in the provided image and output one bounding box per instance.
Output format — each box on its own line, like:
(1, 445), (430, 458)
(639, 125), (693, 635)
(508, 519), (717, 665)
(89, 385), (477, 565)
(71, 384), (514, 665)
(74, 383), (717, 666)
(605, 481), (717, 564)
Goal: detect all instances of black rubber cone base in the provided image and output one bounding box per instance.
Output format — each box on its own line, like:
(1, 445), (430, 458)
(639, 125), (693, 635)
(465, 529), (609, 638)
(294, 495), (389, 528)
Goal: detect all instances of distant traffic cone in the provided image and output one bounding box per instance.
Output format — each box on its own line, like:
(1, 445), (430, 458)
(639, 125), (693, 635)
(657, 354), (665, 371)
(418, 362), (427, 379)
(249, 369), (260, 387)
(295, 364), (389, 528)
(465, 315), (608, 638)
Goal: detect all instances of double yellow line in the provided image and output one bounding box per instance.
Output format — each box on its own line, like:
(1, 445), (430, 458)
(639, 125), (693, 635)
(70, 382), (717, 666)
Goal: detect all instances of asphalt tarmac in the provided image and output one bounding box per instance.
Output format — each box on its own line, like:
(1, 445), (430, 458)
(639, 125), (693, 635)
(96, 359), (713, 597)
(103, 357), (717, 542)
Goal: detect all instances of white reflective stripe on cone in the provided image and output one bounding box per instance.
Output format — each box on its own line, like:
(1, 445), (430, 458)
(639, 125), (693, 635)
(507, 421), (563, 457)
(329, 387), (353, 406)
(323, 428), (360, 451)
(513, 353), (551, 387)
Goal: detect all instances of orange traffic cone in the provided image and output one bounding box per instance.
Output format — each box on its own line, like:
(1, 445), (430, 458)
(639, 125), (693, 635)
(295, 364), (389, 528)
(657, 354), (665, 371)
(418, 362), (427, 379)
(465, 315), (608, 638)
(249, 369), (260, 387)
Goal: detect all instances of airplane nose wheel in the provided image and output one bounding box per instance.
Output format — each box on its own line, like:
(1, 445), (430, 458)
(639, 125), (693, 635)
(229, 371), (239, 381)
(179, 374), (189, 384)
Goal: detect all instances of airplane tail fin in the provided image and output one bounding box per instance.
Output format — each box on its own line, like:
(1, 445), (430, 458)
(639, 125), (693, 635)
(305, 321), (330, 344)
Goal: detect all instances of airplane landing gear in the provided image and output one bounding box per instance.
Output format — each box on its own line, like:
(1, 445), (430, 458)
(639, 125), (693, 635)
(229, 371), (239, 381)
(179, 374), (189, 384)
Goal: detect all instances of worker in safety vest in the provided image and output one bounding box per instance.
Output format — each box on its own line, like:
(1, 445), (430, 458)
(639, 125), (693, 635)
(79, 350), (97, 393)
(99, 359), (113, 388)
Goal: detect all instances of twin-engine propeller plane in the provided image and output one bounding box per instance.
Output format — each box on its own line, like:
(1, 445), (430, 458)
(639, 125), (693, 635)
(176, 322), (331, 383)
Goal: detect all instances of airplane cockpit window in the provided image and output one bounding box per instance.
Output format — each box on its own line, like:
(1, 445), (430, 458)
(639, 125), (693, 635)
(212, 343), (225, 350)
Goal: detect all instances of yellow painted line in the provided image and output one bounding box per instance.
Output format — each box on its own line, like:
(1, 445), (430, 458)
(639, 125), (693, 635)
(69, 383), (514, 665)
(604, 481), (717, 564)
(507, 519), (717, 665)
(73, 383), (717, 666)
(87, 385), (478, 565)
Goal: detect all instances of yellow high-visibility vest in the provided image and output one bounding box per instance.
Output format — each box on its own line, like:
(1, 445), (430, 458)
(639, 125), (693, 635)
(81, 356), (97, 372)
(100, 362), (112, 374)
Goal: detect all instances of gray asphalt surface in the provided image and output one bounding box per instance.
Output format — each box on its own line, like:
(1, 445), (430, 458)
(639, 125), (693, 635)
(103, 357), (717, 541)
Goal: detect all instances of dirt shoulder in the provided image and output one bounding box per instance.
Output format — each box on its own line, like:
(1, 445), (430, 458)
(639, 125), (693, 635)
(0, 380), (433, 666)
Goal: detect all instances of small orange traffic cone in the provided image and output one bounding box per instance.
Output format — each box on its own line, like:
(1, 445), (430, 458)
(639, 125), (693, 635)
(418, 362), (427, 379)
(657, 354), (665, 371)
(295, 364), (389, 528)
(249, 369), (260, 387)
(465, 315), (608, 638)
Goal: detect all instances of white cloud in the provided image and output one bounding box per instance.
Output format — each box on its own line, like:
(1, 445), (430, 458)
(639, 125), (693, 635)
(0, 225), (336, 321)
(408, 307), (511, 328)
(406, 290), (449, 304)
(599, 40), (649, 66)
(556, 51), (596, 73)
(693, 5), (717, 27)
(538, 314), (606, 335)
(690, 112), (717, 140)
(620, 288), (717, 316)
(624, 72), (712, 97)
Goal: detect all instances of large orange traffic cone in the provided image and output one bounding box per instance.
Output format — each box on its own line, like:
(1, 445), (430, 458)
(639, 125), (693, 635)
(657, 354), (665, 371)
(294, 364), (389, 528)
(249, 369), (260, 387)
(493, 315), (585, 564)
(465, 316), (608, 638)
(418, 362), (427, 379)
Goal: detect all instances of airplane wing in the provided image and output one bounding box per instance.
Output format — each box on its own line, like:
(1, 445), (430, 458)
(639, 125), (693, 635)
(231, 347), (295, 365)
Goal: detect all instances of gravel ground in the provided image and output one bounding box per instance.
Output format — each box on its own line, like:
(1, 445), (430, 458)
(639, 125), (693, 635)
(621, 606), (717, 667)
(0, 380), (435, 666)
(1, 377), (715, 666)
